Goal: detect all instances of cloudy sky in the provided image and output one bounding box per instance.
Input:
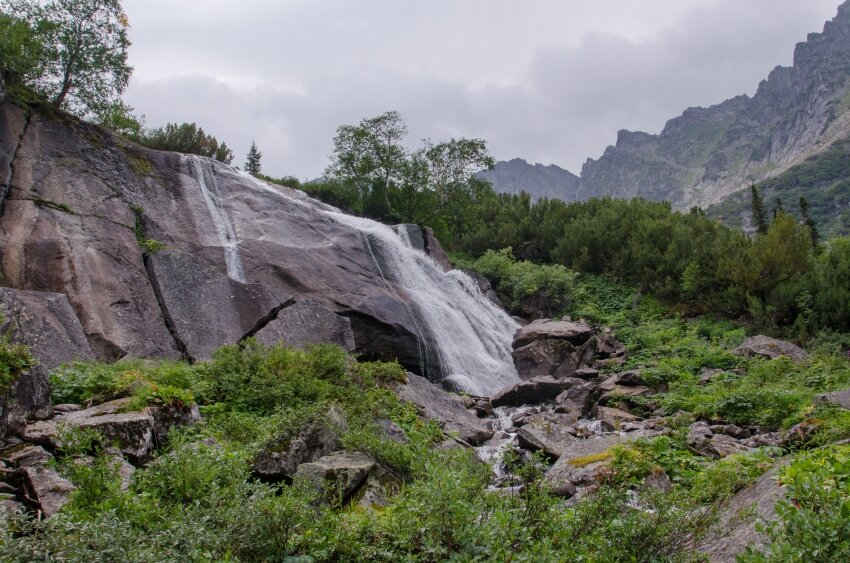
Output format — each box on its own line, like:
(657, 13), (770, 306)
(123, 0), (842, 179)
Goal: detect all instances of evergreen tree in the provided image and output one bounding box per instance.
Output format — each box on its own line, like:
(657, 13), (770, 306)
(799, 196), (820, 248)
(750, 185), (768, 235)
(245, 140), (262, 176)
(773, 197), (785, 219)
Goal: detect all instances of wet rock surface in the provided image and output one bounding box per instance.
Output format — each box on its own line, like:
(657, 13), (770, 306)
(254, 299), (356, 352)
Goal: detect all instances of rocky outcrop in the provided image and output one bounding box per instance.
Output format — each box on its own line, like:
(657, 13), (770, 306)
(0, 288), (94, 436)
(0, 96), (518, 389)
(815, 389), (850, 410)
(513, 319), (595, 348)
(733, 336), (808, 362)
(485, 3), (850, 211)
(252, 405), (348, 481)
(544, 435), (630, 496)
(476, 158), (581, 202)
(394, 373), (492, 445)
(516, 412), (578, 459)
(491, 376), (583, 408)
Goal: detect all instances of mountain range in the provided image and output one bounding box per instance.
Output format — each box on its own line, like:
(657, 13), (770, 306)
(480, 0), (850, 219)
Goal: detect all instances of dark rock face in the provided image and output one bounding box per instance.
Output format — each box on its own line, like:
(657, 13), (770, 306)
(0, 288), (94, 436)
(254, 299), (355, 352)
(512, 340), (576, 380)
(491, 376), (581, 408)
(252, 405), (348, 481)
(733, 335), (808, 362)
(146, 250), (289, 360)
(395, 373), (492, 445)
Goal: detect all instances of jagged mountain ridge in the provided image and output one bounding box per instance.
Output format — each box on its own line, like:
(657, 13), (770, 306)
(484, 1), (850, 210)
(475, 158), (580, 202)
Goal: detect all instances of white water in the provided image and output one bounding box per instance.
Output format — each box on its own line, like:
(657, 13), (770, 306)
(190, 156), (246, 282)
(232, 170), (521, 396)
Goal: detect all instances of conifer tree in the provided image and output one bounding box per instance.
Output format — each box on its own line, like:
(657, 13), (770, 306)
(245, 140), (262, 176)
(750, 185), (768, 235)
(799, 196), (820, 248)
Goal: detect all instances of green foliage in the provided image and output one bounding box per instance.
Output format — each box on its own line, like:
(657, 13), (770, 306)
(129, 204), (164, 254)
(244, 140), (262, 175)
(4, 0), (132, 117)
(0, 324), (34, 392)
(461, 247), (577, 317)
(742, 446), (850, 561)
(137, 122), (234, 164)
(0, 12), (47, 87)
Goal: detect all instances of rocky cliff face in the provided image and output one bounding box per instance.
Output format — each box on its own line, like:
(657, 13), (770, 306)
(486, 1), (850, 210)
(0, 92), (518, 393)
(475, 158), (580, 202)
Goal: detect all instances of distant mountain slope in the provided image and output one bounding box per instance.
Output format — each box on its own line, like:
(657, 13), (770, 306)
(707, 137), (850, 237)
(475, 158), (580, 201)
(486, 1), (850, 211)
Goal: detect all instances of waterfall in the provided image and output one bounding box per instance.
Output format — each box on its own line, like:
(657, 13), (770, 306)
(190, 156), (246, 282)
(235, 170), (521, 396)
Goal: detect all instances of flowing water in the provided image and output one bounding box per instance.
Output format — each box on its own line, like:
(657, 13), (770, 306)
(190, 156), (246, 282)
(228, 166), (521, 396)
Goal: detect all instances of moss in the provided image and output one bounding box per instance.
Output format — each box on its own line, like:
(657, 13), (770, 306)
(32, 196), (74, 214)
(128, 153), (154, 178)
(129, 204), (165, 254)
(568, 449), (615, 468)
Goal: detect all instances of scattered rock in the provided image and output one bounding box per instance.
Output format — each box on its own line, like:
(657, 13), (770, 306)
(473, 398), (494, 418)
(374, 417), (408, 443)
(1, 444), (51, 467)
(733, 336), (808, 362)
(295, 451), (377, 505)
(688, 422), (751, 458)
(642, 471), (673, 493)
(598, 385), (652, 404)
(53, 404), (83, 414)
(253, 405), (348, 480)
(395, 373), (492, 445)
(21, 465), (75, 517)
(573, 367), (600, 379)
(698, 368), (724, 385)
(596, 406), (640, 424)
(516, 412), (578, 459)
(146, 402), (201, 446)
(781, 420), (821, 448)
(254, 299), (356, 352)
(596, 334), (626, 358)
(814, 390), (850, 410)
(545, 436), (630, 496)
(24, 399), (156, 462)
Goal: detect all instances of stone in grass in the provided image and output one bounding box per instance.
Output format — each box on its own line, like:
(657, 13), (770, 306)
(294, 451), (377, 505)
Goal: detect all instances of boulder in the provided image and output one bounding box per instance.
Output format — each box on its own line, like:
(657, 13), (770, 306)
(511, 339), (575, 380)
(596, 334), (626, 358)
(574, 367), (600, 379)
(598, 370), (645, 390)
(254, 299), (356, 352)
(294, 451), (376, 504)
(513, 319), (595, 348)
(253, 405), (348, 480)
(1, 444), (52, 467)
(21, 465), (75, 517)
(733, 336), (808, 362)
(687, 422), (751, 459)
(147, 402), (201, 446)
(491, 376), (583, 408)
(516, 412), (578, 459)
(0, 288), (94, 436)
(554, 379), (595, 413)
(394, 373), (492, 445)
(599, 385), (652, 404)
(699, 466), (786, 562)
(24, 399), (156, 462)
(596, 406), (641, 424)
(545, 435), (630, 496)
(146, 250), (289, 360)
(814, 389), (850, 410)
(374, 417), (408, 443)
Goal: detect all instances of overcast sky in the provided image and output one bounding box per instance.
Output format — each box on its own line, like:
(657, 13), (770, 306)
(122, 0), (842, 179)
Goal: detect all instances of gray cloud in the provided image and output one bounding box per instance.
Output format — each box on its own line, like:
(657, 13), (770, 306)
(123, 0), (841, 179)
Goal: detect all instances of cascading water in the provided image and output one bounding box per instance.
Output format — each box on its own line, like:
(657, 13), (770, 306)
(190, 156), (246, 282)
(234, 169), (521, 396)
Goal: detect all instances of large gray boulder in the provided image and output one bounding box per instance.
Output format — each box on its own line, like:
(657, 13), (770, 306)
(394, 373), (492, 445)
(733, 336), (808, 362)
(294, 451), (376, 505)
(0, 288), (94, 436)
(814, 389), (850, 410)
(513, 319), (595, 348)
(490, 376), (583, 408)
(254, 299), (356, 352)
(516, 412), (578, 459)
(511, 339), (577, 380)
(699, 466), (787, 562)
(545, 435), (632, 496)
(252, 405), (348, 480)
(21, 465), (75, 517)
